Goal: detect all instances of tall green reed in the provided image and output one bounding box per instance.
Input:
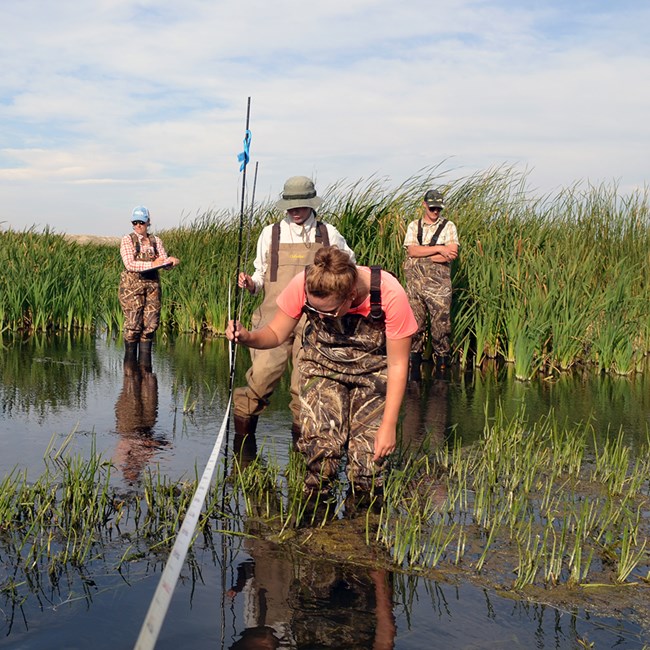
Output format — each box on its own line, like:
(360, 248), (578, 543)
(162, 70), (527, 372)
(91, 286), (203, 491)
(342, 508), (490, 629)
(2, 167), (647, 377)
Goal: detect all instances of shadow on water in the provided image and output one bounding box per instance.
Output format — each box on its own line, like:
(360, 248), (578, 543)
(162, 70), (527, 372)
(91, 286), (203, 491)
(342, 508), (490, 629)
(0, 332), (649, 648)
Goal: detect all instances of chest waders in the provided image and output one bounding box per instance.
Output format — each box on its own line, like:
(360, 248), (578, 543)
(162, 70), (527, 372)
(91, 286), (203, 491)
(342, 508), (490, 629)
(403, 219), (452, 360)
(233, 222), (330, 437)
(296, 267), (388, 494)
(118, 233), (162, 368)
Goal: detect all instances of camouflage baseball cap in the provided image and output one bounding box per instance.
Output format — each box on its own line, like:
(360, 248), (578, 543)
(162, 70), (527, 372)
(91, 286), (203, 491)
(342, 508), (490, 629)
(423, 190), (445, 209)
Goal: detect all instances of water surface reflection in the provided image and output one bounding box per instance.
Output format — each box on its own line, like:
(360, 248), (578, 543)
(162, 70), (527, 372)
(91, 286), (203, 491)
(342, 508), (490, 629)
(227, 522), (396, 650)
(113, 355), (168, 484)
(1, 334), (649, 649)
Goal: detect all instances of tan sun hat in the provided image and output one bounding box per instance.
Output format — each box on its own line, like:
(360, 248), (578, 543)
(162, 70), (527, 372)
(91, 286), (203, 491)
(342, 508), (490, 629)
(275, 176), (323, 211)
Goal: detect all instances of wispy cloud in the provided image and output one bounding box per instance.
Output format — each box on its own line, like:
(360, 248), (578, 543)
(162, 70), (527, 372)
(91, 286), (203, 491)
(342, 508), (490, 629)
(1, 0), (648, 235)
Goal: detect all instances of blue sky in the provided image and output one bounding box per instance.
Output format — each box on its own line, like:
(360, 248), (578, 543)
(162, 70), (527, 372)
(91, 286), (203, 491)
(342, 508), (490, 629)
(1, 0), (648, 237)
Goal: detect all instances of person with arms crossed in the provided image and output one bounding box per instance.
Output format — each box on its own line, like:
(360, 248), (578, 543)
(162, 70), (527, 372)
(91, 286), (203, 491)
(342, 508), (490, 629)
(402, 189), (459, 380)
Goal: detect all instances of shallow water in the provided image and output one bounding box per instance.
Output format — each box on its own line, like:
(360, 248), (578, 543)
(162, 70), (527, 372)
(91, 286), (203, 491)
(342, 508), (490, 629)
(0, 333), (648, 648)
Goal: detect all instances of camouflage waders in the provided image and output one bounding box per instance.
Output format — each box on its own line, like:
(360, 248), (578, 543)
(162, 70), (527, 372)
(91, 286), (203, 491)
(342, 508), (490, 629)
(233, 228), (328, 423)
(297, 276), (388, 492)
(119, 234), (162, 343)
(403, 256), (452, 358)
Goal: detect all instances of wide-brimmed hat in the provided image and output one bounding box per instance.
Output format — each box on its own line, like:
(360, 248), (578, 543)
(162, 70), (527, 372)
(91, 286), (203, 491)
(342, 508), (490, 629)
(275, 176), (323, 211)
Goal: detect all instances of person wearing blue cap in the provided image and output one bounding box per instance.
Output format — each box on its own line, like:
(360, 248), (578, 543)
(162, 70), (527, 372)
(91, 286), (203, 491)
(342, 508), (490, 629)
(119, 206), (180, 368)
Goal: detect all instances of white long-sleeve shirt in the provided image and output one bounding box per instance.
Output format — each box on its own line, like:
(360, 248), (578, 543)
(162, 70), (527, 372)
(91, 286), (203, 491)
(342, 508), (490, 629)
(248, 214), (356, 295)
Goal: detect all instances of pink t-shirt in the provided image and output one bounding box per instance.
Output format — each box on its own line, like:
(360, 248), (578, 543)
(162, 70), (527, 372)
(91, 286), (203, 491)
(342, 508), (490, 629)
(276, 267), (418, 340)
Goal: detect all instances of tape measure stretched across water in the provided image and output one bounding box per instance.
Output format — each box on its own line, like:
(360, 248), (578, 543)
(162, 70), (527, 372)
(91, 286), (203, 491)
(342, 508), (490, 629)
(133, 399), (232, 650)
(136, 97), (251, 649)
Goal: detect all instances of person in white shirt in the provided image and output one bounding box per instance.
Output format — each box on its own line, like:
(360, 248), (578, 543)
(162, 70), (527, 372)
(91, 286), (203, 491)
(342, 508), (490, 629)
(402, 189), (459, 379)
(233, 176), (355, 446)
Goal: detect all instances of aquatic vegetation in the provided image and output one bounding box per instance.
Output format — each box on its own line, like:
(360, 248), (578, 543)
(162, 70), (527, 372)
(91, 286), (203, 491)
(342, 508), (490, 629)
(225, 404), (650, 596)
(1, 168), (648, 376)
(223, 405), (650, 596)
(372, 408), (650, 593)
(2, 403), (650, 629)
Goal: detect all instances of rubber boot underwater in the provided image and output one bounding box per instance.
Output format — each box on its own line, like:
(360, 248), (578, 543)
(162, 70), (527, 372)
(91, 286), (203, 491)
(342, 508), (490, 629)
(124, 340), (139, 372)
(290, 421), (302, 448)
(408, 352), (422, 382)
(139, 339), (153, 373)
(233, 414), (259, 468)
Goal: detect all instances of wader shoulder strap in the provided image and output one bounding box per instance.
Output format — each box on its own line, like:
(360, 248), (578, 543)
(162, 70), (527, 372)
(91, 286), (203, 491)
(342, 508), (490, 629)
(130, 232), (140, 255)
(269, 222), (281, 283)
(300, 266), (309, 315)
(418, 218), (447, 246)
(129, 232), (159, 258)
(315, 221), (330, 246)
(269, 221), (329, 282)
(369, 265), (385, 323)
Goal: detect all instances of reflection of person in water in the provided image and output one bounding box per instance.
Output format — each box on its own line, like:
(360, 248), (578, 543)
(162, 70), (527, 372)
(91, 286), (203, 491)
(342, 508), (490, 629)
(291, 559), (395, 650)
(400, 377), (450, 509)
(229, 626), (280, 650)
(226, 528), (294, 648)
(227, 531), (396, 650)
(401, 377), (450, 454)
(113, 353), (167, 484)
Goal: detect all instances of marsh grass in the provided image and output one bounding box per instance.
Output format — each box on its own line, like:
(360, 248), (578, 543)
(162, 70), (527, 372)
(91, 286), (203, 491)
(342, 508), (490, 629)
(3, 167), (647, 376)
(2, 404), (650, 620)
(225, 404), (650, 594)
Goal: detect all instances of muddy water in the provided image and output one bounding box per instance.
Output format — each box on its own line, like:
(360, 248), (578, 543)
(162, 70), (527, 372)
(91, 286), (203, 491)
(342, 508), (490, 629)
(0, 333), (648, 648)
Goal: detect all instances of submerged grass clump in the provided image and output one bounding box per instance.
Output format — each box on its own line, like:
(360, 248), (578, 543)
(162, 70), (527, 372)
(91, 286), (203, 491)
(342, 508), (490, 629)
(2, 166), (648, 375)
(373, 407), (650, 591)
(2, 405), (650, 623)
(0, 435), (223, 618)
(227, 405), (650, 594)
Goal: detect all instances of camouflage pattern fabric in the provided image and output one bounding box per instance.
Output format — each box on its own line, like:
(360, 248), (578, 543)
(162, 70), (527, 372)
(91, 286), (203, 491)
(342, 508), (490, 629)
(118, 271), (162, 342)
(403, 256), (452, 357)
(119, 234), (162, 343)
(297, 309), (388, 491)
(290, 557), (388, 649)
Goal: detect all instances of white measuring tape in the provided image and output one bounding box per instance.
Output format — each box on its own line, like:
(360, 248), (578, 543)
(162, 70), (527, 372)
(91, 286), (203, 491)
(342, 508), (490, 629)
(134, 397), (232, 649)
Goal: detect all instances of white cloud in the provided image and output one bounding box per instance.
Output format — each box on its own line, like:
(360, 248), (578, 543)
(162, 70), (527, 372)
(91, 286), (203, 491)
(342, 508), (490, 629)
(0, 0), (648, 236)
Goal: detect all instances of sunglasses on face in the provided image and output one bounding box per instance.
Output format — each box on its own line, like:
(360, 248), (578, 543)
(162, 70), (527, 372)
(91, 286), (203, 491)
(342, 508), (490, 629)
(304, 297), (348, 318)
(132, 220), (147, 226)
(427, 206), (442, 213)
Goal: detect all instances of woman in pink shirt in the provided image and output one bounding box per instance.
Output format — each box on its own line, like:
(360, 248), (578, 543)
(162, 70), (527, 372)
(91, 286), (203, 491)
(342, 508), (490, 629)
(227, 246), (417, 496)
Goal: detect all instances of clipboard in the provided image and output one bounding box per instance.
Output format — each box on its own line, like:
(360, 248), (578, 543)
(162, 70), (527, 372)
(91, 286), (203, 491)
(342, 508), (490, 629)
(138, 261), (173, 274)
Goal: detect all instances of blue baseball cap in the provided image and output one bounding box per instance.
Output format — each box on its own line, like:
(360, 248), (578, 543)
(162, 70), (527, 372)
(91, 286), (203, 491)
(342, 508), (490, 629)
(131, 206), (150, 223)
